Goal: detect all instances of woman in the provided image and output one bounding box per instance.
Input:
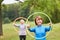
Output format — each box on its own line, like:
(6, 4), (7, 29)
(27, 16), (52, 40)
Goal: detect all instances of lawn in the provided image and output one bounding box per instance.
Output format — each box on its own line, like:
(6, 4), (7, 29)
(0, 22), (60, 40)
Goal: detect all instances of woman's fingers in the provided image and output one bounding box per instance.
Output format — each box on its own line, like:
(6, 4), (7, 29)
(27, 24), (30, 28)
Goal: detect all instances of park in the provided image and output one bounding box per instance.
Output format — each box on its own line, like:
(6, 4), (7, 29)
(0, 0), (60, 40)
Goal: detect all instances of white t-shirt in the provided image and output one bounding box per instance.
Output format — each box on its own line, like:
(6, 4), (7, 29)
(15, 24), (26, 35)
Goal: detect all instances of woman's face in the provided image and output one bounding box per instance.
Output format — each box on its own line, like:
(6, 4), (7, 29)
(36, 18), (43, 25)
(20, 19), (25, 24)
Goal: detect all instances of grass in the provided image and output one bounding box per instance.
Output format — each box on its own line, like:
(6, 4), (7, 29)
(0, 22), (60, 40)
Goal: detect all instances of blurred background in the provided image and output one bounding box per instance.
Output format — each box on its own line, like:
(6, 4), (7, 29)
(0, 0), (60, 40)
(1, 0), (60, 24)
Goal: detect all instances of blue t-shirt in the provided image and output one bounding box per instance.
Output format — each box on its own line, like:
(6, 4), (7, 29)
(28, 25), (51, 40)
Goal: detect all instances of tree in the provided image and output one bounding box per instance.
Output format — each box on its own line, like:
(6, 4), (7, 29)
(0, 0), (3, 36)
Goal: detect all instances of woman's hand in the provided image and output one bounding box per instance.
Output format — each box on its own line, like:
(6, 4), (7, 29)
(13, 23), (17, 27)
(48, 23), (51, 26)
(27, 24), (30, 29)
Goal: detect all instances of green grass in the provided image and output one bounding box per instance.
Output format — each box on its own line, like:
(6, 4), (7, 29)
(0, 22), (60, 40)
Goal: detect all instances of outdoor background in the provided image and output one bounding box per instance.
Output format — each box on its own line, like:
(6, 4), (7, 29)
(0, 0), (60, 40)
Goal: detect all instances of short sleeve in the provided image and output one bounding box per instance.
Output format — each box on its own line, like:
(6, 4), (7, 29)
(45, 26), (51, 32)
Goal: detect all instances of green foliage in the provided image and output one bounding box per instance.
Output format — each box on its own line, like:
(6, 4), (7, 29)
(1, 0), (60, 23)
(0, 0), (3, 3)
(2, 4), (19, 21)
(3, 17), (11, 24)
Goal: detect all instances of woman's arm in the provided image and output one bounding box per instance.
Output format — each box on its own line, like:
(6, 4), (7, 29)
(28, 27), (35, 32)
(27, 24), (35, 32)
(45, 23), (52, 32)
(13, 23), (20, 27)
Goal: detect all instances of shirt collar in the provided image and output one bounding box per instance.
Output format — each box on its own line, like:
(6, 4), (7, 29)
(37, 25), (42, 27)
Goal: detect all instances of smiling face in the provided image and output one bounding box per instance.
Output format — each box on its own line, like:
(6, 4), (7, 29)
(35, 16), (43, 25)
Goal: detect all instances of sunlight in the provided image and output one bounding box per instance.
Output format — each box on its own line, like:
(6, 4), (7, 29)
(2, 0), (18, 4)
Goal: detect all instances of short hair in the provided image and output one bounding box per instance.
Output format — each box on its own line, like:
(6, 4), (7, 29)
(20, 19), (25, 22)
(35, 16), (43, 25)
